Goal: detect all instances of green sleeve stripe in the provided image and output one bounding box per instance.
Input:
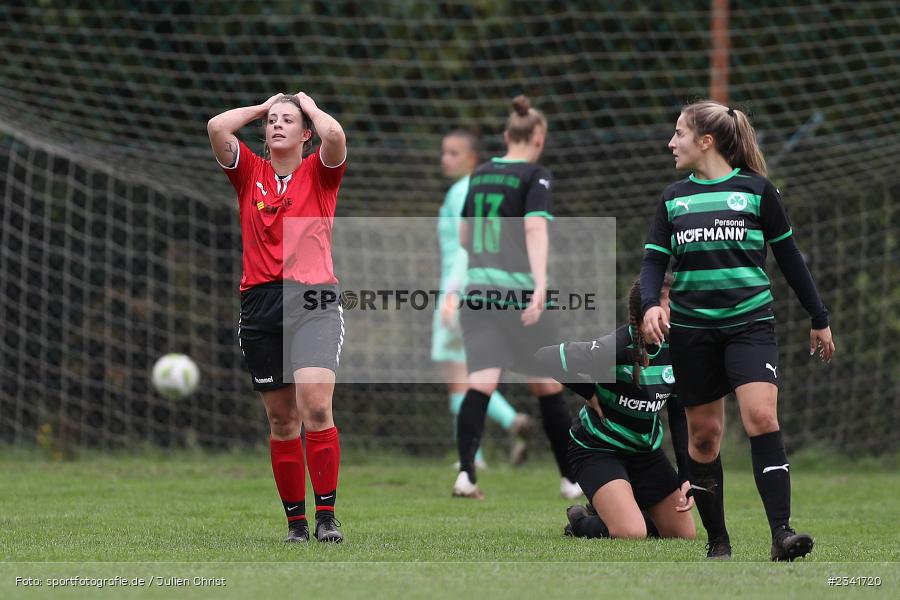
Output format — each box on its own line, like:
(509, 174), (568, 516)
(559, 344), (568, 373)
(524, 211), (554, 221)
(768, 228), (793, 243)
(645, 243), (672, 256)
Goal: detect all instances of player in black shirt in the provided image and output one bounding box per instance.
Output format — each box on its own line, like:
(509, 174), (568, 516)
(640, 100), (835, 560)
(452, 96), (578, 500)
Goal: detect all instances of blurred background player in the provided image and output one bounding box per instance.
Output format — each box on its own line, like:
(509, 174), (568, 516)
(207, 92), (348, 543)
(452, 96), (580, 500)
(535, 276), (696, 541)
(435, 129), (535, 470)
(641, 100), (835, 560)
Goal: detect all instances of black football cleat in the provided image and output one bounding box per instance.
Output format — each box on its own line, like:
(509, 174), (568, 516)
(770, 526), (814, 561)
(706, 535), (732, 560)
(315, 514), (344, 543)
(284, 521), (310, 543)
(564, 504), (591, 537)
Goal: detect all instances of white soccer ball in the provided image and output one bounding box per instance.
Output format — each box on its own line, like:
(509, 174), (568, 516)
(151, 353), (200, 399)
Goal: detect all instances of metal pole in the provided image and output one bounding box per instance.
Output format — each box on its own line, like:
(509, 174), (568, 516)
(710, 0), (730, 103)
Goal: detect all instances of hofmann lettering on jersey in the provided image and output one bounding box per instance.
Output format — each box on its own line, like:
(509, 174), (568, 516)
(675, 219), (746, 245)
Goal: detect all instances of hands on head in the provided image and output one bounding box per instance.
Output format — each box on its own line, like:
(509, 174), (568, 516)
(292, 91), (318, 113)
(259, 92), (317, 116)
(260, 93), (283, 115)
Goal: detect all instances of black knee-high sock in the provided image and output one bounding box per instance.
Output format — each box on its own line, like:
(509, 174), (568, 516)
(538, 393), (573, 479)
(457, 389), (491, 483)
(688, 455), (728, 542)
(572, 515), (609, 538)
(750, 430), (791, 534)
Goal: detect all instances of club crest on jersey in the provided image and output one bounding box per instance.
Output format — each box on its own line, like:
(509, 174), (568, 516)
(727, 193), (748, 211)
(662, 366), (675, 384)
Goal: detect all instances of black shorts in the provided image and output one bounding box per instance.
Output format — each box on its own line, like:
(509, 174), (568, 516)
(668, 319), (779, 406)
(459, 296), (561, 375)
(238, 281), (345, 392)
(567, 437), (680, 510)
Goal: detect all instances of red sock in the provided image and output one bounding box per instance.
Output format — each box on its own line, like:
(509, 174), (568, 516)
(270, 436), (306, 523)
(305, 426), (340, 514)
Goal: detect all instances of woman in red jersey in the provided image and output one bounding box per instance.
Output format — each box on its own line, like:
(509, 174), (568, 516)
(207, 92), (347, 543)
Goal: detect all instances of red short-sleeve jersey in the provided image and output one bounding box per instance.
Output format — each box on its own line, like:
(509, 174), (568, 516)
(219, 141), (347, 290)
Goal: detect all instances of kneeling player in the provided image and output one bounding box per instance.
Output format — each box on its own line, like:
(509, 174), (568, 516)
(534, 277), (695, 539)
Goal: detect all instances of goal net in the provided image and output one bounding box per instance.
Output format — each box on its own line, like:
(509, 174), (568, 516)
(1, 1), (897, 454)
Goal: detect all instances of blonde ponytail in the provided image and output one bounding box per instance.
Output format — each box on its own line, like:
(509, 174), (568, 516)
(731, 108), (767, 176)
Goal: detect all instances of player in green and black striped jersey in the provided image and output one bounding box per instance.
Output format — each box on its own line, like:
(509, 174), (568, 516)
(451, 95), (579, 501)
(535, 276), (696, 540)
(640, 100), (836, 561)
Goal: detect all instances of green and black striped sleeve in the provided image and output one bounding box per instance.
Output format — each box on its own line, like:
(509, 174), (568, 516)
(534, 333), (617, 398)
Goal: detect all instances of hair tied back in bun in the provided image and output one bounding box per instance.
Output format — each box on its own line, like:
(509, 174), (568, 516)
(512, 95), (531, 117)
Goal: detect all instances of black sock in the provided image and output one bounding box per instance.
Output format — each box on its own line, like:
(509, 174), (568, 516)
(314, 490), (336, 521)
(572, 515), (610, 539)
(688, 454), (728, 542)
(750, 430), (791, 534)
(457, 389), (491, 483)
(538, 393), (573, 479)
(642, 511), (660, 539)
(283, 500), (306, 525)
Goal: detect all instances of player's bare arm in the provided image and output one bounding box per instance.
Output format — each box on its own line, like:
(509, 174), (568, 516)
(207, 93), (281, 166)
(522, 215), (549, 326)
(293, 92), (346, 167)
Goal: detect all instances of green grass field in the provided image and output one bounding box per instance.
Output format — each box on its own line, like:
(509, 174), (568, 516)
(1, 450), (897, 599)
